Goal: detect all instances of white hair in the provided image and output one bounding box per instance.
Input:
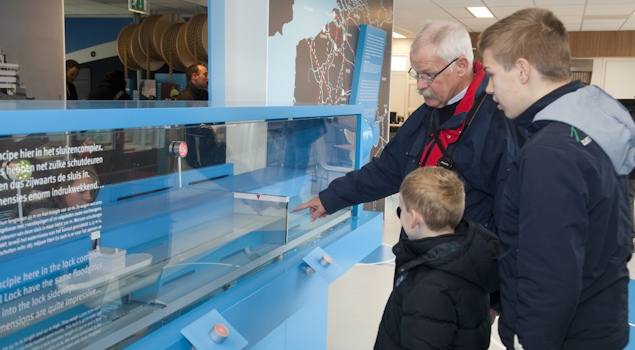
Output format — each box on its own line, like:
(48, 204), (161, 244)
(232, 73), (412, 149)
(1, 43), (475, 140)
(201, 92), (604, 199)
(410, 20), (474, 68)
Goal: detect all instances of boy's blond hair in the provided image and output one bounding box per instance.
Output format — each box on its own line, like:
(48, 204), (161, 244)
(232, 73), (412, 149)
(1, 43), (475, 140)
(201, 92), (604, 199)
(478, 8), (571, 82)
(400, 167), (465, 231)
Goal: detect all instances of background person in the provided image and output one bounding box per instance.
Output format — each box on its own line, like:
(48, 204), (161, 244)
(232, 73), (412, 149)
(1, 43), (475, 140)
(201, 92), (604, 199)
(87, 69), (130, 100)
(374, 167), (499, 350)
(177, 64), (208, 101)
(66, 59), (80, 100)
(479, 8), (635, 349)
(25, 165), (100, 216)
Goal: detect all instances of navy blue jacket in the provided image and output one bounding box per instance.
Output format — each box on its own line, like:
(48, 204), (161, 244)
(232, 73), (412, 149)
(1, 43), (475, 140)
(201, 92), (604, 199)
(374, 219), (499, 350)
(319, 62), (523, 232)
(497, 81), (633, 350)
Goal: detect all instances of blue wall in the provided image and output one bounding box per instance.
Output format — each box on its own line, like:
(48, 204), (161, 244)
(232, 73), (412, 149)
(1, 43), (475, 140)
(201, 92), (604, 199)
(65, 18), (133, 53)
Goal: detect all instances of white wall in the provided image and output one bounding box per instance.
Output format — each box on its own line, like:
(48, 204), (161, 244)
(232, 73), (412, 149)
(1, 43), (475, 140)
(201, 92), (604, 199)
(224, 0), (267, 103)
(221, 0), (268, 174)
(392, 38), (412, 56)
(390, 71), (406, 117)
(390, 38), (420, 119)
(591, 57), (635, 99)
(0, 0), (65, 100)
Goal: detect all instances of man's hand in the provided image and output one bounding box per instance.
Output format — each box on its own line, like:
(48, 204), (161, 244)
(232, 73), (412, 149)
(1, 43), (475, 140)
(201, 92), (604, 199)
(293, 196), (329, 222)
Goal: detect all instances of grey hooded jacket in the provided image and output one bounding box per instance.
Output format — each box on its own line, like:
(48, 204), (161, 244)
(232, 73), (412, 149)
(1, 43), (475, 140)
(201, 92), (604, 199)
(497, 81), (634, 350)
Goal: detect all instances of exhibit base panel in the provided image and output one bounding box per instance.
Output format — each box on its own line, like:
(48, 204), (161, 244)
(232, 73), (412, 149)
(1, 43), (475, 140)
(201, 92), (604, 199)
(250, 288), (328, 350)
(127, 211), (383, 350)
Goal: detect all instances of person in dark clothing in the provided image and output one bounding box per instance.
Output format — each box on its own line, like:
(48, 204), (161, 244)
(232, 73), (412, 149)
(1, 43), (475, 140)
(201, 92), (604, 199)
(294, 20), (523, 233)
(66, 60), (80, 100)
(177, 64), (208, 101)
(479, 8), (635, 350)
(87, 69), (131, 100)
(375, 167), (499, 350)
(177, 64), (223, 167)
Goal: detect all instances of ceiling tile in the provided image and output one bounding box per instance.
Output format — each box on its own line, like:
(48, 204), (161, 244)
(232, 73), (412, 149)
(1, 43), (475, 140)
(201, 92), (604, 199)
(393, 25), (417, 35)
(395, 18), (426, 27)
(488, 6), (531, 18)
(402, 25), (427, 36)
(535, 0), (585, 4)
(564, 23), (583, 31)
(483, 0), (533, 6)
(404, 8), (451, 18)
(581, 23), (623, 30)
(431, 0), (486, 7)
(540, 5), (585, 16)
(621, 21), (635, 30)
(395, 0), (440, 9)
(394, 9), (417, 20)
(587, 0), (635, 4)
(465, 25), (494, 32)
(456, 17), (498, 26)
(558, 15), (583, 24)
(443, 7), (476, 18)
(583, 19), (628, 24)
(584, 4), (635, 16)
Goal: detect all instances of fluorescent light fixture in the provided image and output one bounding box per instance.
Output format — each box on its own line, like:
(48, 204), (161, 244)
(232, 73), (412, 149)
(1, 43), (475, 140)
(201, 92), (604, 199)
(467, 7), (494, 18)
(393, 32), (406, 39)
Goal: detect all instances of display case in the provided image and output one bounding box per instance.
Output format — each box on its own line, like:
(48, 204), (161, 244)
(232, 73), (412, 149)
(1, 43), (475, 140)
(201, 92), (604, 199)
(0, 101), (383, 350)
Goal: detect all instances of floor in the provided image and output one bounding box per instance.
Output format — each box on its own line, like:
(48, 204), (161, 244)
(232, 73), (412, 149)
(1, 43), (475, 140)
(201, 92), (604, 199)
(326, 193), (635, 350)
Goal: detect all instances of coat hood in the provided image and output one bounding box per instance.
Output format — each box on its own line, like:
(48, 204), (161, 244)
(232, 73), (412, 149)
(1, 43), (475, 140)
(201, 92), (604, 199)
(396, 219), (499, 292)
(534, 85), (635, 175)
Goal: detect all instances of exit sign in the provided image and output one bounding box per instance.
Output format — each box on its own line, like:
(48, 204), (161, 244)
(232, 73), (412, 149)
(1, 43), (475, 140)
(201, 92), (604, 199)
(129, 0), (148, 14)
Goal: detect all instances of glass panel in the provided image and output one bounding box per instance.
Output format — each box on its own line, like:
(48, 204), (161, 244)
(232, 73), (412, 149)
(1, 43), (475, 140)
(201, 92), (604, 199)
(0, 115), (356, 349)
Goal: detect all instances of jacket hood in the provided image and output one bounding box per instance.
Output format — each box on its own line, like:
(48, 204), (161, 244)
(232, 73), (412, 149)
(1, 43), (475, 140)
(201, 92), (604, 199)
(534, 85), (635, 175)
(396, 219), (499, 292)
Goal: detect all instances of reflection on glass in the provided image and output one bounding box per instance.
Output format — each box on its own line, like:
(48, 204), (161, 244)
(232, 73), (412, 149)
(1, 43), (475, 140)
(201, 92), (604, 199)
(0, 116), (356, 349)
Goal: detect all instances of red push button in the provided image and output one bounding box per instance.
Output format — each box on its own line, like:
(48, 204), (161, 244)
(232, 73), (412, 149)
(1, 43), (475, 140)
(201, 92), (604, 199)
(320, 254), (333, 267)
(210, 323), (229, 343)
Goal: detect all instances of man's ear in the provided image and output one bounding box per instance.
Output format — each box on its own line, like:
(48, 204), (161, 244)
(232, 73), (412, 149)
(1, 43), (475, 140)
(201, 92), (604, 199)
(515, 58), (532, 84)
(455, 57), (470, 78)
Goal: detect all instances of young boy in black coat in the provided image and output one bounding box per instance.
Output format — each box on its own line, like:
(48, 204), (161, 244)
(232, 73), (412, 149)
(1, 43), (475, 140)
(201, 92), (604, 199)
(374, 167), (499, 350)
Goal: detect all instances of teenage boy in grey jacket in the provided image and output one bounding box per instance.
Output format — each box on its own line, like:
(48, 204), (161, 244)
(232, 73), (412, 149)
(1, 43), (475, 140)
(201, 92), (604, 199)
(479, 8), (635, 350)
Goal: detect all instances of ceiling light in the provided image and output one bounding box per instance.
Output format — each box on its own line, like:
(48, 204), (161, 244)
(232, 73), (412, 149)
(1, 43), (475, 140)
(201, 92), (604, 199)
(393, 32), (406, 39)
(467, 7), (494, 18)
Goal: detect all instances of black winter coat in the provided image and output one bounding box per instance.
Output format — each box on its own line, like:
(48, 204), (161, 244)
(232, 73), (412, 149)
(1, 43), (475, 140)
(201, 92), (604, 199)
(375, 219), (499, 350)
(177, 82), (208, 101)
(319, 62), (524, 233)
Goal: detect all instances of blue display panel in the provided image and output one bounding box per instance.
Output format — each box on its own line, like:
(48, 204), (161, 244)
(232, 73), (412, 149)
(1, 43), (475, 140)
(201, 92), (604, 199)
(0, 110), (359, 350)
(349, 24), (387, 164)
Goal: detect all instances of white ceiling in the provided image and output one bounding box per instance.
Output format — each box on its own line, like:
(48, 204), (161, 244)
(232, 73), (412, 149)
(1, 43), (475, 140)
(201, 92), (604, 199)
(64, 0), (635, 35)
(394, 0), (635, 36)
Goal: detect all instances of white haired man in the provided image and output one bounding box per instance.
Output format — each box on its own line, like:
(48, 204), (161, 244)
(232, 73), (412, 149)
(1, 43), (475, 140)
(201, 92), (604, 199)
(295, 21), (523, 242)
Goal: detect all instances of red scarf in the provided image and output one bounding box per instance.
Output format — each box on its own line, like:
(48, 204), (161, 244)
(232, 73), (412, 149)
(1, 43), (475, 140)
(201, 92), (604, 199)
(420, 61), (486, 167)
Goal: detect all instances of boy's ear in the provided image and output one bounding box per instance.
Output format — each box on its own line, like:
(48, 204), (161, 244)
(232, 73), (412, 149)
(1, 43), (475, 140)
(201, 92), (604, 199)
(410, 209), (423, 229)
(515, 58), (532, 84)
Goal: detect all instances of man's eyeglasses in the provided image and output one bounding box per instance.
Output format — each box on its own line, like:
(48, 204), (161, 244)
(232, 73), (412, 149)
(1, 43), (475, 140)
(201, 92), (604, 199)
(408, 57), (460, 84)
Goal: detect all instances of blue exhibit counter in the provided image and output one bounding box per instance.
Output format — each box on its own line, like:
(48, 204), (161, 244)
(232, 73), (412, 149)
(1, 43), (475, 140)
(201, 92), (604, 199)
(0, 101), (381, 350)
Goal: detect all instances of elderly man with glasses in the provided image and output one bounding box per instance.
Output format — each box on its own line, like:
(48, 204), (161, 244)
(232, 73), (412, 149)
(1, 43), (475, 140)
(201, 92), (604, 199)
(295, 19), (522, 256)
